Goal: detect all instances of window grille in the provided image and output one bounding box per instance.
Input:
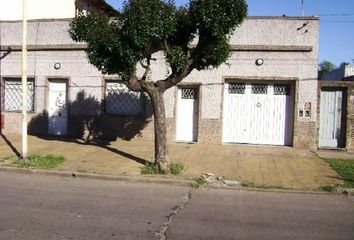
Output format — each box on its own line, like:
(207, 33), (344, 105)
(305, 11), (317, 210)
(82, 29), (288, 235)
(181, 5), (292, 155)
(274, 84), (291, 96)
(4, 79), (34, 111)
(181, 88), (198, 99)
(228, 83), (245, 94)
(105, 81), (143, 115)
(252, 84), (268, 94)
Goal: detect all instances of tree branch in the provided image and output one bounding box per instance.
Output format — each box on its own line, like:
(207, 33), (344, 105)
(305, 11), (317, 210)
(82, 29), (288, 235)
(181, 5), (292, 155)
(159, 58), (195, 90)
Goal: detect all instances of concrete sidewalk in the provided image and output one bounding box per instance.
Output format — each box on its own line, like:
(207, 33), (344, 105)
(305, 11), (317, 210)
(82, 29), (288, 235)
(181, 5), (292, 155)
(0, 133), (345, 190)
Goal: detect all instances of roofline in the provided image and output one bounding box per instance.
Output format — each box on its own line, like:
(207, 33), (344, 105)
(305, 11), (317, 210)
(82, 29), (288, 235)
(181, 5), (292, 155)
(246, 16), (320, 20)
(83, 0), (118, 16)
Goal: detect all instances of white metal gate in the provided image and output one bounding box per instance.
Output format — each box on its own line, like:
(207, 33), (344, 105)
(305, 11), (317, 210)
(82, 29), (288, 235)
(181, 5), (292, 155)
(48, 80), (68, 136)
(223, 82), (293, 145)
(319, 89), (345, 148)
(176, 88), (199, 142)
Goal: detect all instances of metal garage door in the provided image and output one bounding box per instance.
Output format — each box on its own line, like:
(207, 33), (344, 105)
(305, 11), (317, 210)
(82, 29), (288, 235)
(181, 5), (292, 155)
(223, 82), (293, 146)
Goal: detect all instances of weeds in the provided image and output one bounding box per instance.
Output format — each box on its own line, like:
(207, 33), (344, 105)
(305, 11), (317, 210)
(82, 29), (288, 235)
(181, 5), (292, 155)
(141, 162), (185, 175)
(12, 154), (65, 169)
(190, 176), (208, 188)
(319, 185), (336, 192)
(170, 162), (185, 175)
(141, 162), (159, 175)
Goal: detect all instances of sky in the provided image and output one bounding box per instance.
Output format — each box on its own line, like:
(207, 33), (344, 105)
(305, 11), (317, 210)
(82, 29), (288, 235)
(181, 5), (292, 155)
(106, 0), (354, 66)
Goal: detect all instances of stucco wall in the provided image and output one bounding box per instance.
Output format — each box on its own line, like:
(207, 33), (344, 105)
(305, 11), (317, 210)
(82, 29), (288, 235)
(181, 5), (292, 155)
(1, 17), (320, 147)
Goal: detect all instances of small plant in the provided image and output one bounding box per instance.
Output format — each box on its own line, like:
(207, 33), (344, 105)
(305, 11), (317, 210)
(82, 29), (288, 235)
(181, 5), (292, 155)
(319, 185), (336, 192)
(170, 162), (185, 175)
(12, 154), (65, 169)
(141, 162), (159, 175)
(190, 176), (208, 188)
(240, 180), (256, 188)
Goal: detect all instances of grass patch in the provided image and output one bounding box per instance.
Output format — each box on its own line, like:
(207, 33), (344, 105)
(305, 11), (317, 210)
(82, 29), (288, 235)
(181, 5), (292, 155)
(190, 176), (208, 188)
(12, 154), (65, 169)
(141, 162), (160, 175)
(141, 162), (185, 175)
(240, 180), (284, 189)
(170, 162), (185, 175)
(319, 185), (336, 192)
(324, 158), (354, 188)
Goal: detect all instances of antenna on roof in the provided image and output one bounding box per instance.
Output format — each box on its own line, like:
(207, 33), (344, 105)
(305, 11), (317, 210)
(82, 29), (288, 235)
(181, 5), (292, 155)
(301, 0), (305, 16)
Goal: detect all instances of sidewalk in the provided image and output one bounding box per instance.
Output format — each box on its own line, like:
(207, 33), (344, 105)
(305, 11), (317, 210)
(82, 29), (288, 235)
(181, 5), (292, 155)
(0, 133), (344, 190)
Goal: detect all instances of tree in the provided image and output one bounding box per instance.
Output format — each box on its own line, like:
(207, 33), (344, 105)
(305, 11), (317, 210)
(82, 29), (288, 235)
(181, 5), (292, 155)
(318, 60), (336, 79)
(339, 61), (350, 68)
(69, 0), (248, 172)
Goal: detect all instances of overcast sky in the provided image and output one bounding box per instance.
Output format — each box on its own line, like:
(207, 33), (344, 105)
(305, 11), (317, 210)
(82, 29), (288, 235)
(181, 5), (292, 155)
(106, 0), (354, 66)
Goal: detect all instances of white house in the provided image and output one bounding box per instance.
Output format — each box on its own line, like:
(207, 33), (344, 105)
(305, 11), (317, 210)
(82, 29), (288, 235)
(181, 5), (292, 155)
(1, 1), (324, 149)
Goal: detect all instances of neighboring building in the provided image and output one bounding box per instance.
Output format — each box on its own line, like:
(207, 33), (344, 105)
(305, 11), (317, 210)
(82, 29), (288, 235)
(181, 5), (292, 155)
(318, 64), (354, 151)
(322, 64), (354, 81)
(0, 1), (322, 149)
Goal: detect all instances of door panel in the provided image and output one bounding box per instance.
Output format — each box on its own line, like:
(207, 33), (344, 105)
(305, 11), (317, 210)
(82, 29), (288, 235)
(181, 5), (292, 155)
(48, 80), (68, 136)
(223, 82), (293, 146)
(176, 88), (198, 142)
(319, 89), (346, 148)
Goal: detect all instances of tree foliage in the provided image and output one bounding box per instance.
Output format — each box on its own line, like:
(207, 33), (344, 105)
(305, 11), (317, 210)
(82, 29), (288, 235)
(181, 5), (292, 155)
(318, 60), (337, 79)
(70, 0), (247, 81)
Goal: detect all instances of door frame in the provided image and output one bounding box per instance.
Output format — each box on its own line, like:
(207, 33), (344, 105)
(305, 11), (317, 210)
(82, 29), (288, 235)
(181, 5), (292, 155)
(318, 87), (347, 149)
(175, 84), (201, 143)
(45, 77), (70, 136)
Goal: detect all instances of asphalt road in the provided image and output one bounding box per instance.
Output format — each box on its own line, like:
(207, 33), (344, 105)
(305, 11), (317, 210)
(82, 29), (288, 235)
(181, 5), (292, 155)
(0, 171), (353, 240)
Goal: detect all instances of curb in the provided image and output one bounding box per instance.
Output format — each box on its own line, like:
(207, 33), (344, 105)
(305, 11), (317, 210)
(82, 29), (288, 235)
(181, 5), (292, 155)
(0, 166), (353, 196)
(0, 166), (192, 187)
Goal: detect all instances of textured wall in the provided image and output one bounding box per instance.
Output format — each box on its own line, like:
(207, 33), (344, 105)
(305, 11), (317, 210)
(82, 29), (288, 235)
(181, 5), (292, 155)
(0, 17), (320, 147)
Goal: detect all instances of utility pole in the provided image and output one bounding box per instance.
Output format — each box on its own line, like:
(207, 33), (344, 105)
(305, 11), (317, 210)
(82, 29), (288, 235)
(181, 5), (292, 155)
(21, 0), (28, 162)
(302, 0), (305, 16)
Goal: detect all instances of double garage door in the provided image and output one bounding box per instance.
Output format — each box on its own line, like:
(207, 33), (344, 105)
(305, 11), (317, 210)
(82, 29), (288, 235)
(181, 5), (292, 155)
(223, 82), (294, 146)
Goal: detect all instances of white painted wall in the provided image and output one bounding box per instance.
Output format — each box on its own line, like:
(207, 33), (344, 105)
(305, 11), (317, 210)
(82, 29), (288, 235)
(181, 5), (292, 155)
(0, 0), (75, 20)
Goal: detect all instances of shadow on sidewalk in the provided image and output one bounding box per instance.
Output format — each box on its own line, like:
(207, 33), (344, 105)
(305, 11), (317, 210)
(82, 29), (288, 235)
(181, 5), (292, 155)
(0, 133), (22, 159)
(27, 90), (152, 166)
(40, 136), (148, 166)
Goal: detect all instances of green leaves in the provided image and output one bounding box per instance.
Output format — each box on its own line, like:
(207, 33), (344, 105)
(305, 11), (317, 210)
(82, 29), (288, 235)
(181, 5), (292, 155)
(190, 0), (247, 38)
(69, 0), (247, 79)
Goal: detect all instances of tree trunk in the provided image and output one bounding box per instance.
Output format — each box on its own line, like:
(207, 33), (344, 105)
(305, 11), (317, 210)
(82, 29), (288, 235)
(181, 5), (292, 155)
(147, 88), (170, 172)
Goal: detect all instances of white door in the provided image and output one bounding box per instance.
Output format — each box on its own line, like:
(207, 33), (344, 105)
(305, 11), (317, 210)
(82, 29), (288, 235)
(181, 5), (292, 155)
(223, 82), (293, 146)
(176, 88), (199, 142)
(319, 89), (345, 148)
(48, 80), (68, 136)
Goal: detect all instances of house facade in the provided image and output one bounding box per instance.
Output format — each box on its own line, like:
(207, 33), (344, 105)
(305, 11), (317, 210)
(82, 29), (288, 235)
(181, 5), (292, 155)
(0, 1), (321, 148)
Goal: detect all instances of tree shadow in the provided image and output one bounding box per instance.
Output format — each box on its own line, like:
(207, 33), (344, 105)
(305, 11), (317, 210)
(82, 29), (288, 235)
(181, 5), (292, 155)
(28, 90), (152, 165)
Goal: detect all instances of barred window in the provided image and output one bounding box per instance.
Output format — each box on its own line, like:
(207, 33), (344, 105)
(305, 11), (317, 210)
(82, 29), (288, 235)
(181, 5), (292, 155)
(228, 83), (245, 94)
(105, 81), (143, 116)
(181, 88), (198, 99)
(252, 84), (268, 94)
(4, 79), (35, 112)
(274, 84), (291, 96)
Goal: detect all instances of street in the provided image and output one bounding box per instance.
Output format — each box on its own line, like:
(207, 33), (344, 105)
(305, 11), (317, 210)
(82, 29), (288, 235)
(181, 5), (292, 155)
(0, 171), (353, 240)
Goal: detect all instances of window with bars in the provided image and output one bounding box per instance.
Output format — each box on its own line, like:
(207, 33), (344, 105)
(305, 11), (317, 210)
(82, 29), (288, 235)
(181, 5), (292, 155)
(181, 88), (198, 99)
(105, 81), (143, 116)
(228, 83), (245, 94)
(274, 84), (291, 96)
(4, 79), (35, 112)
(252, 84), (268, 94)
